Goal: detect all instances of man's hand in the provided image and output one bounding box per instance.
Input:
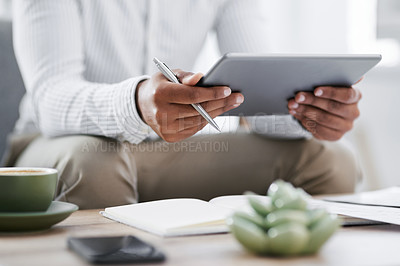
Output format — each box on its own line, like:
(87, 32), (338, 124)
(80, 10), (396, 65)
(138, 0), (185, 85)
(136, 70), (244, 142)
(287, 85), (362, 141)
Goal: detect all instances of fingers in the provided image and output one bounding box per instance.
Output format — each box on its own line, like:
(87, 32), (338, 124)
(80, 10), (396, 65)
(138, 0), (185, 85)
(162, 122), (209, 143)
(146, 69), (242, 142)
(170, 93), (244, 118)
(288, 92), (360, 120)
(156, 82), (231, 104)
(152, 92), (243, 142)
(175, 70), (204, 86)
(154, 71), (232, 104)
(173, 101), (241, 131)
(160, 103), (242, 141)
(289, 105), (353, 133)
(313, 86), (362, 104)
(288, 86), (362, 141)
(291, 112), (344, 141)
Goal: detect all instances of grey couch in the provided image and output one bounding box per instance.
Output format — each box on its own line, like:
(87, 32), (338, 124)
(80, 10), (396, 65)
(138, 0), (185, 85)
(0, 19), (26, 160)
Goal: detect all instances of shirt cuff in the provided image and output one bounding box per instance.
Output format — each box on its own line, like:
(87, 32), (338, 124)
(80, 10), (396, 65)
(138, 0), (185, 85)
(113, 75), (152, 144)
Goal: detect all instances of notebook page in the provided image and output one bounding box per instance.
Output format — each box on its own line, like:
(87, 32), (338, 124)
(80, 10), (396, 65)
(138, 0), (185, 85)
(102, 198), (232, 236)
(209, 195), (270, 213)
(324, 187), (400, 208)
(308, 199), (400, 225)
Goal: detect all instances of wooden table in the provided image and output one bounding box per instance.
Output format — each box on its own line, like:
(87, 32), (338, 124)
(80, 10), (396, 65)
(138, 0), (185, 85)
(1, 209), (400, 266)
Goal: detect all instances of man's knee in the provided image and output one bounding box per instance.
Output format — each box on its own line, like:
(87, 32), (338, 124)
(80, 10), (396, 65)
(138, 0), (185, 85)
(320, 140), (361, 193)
(55, 136), (138, 209)
(294, 139), (361, 195)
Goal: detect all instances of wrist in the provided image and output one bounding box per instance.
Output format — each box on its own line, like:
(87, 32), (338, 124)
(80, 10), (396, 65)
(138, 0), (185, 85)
(135, 79), (148, 122)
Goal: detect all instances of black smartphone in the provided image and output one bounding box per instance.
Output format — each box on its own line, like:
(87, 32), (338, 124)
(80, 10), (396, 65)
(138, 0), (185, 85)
(67, 235), (166, 264)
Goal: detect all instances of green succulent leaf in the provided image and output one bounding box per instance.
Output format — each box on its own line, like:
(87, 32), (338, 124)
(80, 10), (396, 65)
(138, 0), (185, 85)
(267, 222), (310, 256)
(265, 209), (309, 228)
(302, 214), (340, 254)
(230, 180), (340, 257)
(228, 213), (270, 254)
(247, 196), (274, 217)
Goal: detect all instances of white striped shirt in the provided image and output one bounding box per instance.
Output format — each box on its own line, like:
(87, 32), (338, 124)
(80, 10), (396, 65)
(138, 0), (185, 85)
(13, 0), (306, 143)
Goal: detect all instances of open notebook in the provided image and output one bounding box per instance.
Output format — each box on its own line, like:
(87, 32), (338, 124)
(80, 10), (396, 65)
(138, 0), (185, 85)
(100, 195), (269, 237)
(101, 188), (399, 237)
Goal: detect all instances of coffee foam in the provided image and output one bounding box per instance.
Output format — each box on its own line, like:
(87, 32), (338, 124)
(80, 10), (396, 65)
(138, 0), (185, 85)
(0, 170), (49, 175)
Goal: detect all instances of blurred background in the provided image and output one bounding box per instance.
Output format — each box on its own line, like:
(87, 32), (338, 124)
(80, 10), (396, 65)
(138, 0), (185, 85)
(1, 0), (399, 191)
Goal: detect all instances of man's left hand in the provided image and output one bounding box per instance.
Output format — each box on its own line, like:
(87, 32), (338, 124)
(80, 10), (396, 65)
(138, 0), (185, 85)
(287, 86), (362, 141)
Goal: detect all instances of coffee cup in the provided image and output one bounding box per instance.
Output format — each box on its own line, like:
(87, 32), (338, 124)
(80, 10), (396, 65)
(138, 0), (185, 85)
(0, 167), (58, 212)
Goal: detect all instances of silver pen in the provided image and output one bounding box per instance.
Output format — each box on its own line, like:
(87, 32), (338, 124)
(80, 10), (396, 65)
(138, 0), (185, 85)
(153, 57), (221, 132)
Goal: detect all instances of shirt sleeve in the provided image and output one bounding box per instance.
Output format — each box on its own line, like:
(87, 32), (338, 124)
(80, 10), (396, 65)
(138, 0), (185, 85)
(12, 0), (151, 144)
(214, 0), (309, 139)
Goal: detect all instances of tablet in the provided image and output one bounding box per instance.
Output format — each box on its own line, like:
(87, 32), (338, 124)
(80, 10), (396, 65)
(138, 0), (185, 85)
(197, 53), (382, 116)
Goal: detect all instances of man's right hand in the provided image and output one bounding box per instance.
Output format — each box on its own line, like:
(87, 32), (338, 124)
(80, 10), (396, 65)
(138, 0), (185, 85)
(136, 70), (244, 142)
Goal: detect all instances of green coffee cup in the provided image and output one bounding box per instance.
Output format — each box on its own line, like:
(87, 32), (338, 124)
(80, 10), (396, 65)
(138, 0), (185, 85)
(0, 167), (58, 212)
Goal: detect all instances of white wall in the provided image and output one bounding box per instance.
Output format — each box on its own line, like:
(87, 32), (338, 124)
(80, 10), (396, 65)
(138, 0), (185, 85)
(0, 0), (11, 19)
(266, 0), (350, 54)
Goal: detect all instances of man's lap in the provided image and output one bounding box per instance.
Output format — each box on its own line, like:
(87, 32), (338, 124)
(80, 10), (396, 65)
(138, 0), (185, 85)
(7, 133), (361, 209)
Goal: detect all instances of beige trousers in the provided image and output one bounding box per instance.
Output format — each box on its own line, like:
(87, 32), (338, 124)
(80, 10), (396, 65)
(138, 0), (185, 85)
(4, 133), (361, 209)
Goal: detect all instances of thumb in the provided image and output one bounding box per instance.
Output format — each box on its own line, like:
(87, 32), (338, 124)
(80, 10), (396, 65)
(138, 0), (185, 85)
(176, 71), (204, 86)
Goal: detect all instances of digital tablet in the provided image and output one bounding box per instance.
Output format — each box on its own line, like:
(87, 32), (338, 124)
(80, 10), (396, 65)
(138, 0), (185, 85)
(197, 53), (382, 115)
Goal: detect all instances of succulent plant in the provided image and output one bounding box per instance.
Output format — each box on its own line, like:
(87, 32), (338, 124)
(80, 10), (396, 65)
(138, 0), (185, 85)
(227, 180), (340, 256)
